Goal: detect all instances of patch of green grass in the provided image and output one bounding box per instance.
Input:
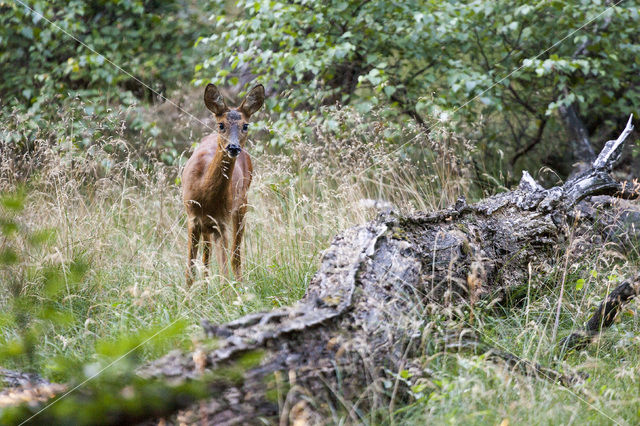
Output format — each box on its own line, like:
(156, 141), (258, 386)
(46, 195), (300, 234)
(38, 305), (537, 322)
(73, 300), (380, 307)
(0, 171), (318, 379)
(388, 259), (640, 425)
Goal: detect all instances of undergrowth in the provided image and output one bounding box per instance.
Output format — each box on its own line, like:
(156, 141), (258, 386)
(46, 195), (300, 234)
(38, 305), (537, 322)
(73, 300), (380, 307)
(0, 100), (469, 381)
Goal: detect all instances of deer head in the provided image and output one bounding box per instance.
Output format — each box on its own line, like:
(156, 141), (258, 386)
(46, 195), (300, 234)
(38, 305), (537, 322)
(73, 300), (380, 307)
(204, 84), (265, 158)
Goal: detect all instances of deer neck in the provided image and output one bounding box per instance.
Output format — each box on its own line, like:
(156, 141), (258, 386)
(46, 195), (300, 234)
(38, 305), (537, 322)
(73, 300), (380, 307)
(205, 145), (236, 200)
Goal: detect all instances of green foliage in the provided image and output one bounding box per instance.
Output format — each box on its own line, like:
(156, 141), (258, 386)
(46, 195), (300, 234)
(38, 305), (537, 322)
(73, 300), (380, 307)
(0, 0), (205, 111)
(197, 0), (443, 146)
(198, 0), (640, 171)
(438, 0), (640, 174)
(0, 0), (214, 162)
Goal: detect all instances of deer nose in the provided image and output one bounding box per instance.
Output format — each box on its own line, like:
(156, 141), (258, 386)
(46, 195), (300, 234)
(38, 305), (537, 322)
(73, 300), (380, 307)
(227, 144), (241, 157)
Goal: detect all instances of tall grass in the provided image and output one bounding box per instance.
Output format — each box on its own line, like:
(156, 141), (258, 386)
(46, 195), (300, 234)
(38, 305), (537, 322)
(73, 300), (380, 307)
(0, 100), (470, 381)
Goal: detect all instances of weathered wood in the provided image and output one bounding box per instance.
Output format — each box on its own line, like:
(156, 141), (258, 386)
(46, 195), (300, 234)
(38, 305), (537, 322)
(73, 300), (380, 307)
(0, 369), (66, 409)
(4, 117), (638, 425)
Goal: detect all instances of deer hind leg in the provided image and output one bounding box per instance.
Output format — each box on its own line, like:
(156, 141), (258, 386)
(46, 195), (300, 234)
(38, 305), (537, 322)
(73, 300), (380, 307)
(186, 219), (201, 286)
(231, 205), (247, 281)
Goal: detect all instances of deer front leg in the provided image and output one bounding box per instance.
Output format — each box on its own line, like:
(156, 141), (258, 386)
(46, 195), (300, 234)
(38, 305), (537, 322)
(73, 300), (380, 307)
(231, 206), (247, 281)
(202, 232), (212, 277)
(214, 229), (229, 278)
(186, 220), (201, 286)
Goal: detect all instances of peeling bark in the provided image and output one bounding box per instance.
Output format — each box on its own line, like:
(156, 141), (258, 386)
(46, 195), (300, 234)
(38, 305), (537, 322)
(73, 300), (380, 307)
(0, 369), (66, 409)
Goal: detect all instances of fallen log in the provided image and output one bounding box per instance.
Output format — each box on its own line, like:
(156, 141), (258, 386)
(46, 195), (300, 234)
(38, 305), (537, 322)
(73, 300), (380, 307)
(4, 117), (639, 425)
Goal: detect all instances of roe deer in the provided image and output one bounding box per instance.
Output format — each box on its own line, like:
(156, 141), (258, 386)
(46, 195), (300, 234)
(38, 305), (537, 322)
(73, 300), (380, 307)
(182, 84), (265, 284)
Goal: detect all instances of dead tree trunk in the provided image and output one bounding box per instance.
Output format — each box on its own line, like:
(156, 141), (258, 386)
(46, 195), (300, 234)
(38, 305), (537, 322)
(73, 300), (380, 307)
(135, 117), (638, 424)
(4, 118), (638, 425)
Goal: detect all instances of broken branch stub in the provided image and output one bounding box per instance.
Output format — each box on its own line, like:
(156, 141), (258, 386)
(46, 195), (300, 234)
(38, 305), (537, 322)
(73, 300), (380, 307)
(560, 274), (640, 354)
(592, 115), (634, 171)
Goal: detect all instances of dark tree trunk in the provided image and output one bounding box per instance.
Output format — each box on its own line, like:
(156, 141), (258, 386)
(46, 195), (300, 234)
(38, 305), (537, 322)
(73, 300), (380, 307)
(557, 11), (614, 170)
(559, 102), (596, 166)
(3, 118), (638, 425)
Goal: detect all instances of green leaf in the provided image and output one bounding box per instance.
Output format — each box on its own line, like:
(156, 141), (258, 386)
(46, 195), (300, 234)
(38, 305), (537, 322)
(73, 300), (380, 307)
(20, 26), (34, 40)
(384, 85), (397, 97)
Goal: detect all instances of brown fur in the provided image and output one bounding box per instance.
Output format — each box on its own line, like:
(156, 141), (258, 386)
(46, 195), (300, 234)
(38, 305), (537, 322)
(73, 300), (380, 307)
(182, 84), (264, 284)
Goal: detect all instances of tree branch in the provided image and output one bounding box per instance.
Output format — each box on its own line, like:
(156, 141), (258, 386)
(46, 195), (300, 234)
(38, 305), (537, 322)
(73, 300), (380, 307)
(560, 274), (640, 353)
(511, 117), (548, 166)
(390, 92), (425, 127)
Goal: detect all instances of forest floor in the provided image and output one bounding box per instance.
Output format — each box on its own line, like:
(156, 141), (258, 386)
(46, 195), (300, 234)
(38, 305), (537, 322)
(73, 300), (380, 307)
(1, 101), (640, 425)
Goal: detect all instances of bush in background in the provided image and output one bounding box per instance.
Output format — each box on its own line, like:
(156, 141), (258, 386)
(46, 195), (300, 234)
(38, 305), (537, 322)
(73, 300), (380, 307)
(197, 0), (640, 178)
(0, 0), (215, 162)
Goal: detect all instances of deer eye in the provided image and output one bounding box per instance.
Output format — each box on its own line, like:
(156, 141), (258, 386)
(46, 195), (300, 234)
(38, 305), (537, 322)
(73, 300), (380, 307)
(218, 123), (225, 131)
(242, 123), (249, 131)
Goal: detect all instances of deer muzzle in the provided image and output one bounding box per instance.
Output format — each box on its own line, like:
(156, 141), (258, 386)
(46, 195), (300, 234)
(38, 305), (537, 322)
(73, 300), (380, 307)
(226, 143), (241, 157)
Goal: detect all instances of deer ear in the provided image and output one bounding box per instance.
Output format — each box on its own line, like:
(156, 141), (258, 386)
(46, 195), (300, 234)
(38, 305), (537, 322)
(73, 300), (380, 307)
(204, 84), (228, 116)
(239, 84), (265, 118)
